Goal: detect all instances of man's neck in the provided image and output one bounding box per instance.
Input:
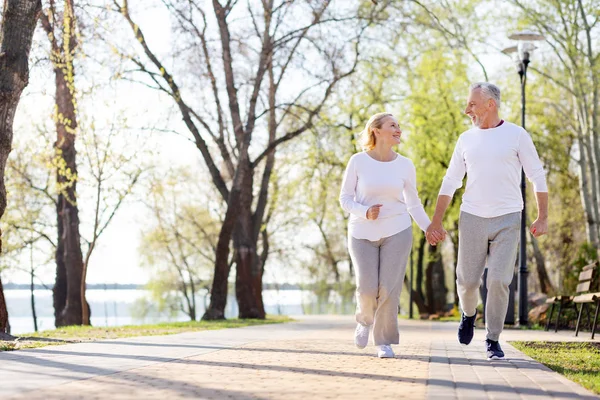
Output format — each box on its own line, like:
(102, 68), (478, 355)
(478, 115), (502, 129)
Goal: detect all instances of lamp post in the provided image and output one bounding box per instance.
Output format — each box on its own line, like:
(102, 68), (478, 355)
(502, 30), (545, 326)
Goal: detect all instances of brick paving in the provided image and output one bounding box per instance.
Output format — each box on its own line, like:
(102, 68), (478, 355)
(0, 315), (597, 399)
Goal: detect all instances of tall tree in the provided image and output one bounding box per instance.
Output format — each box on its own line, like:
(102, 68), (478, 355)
(114, 0), (368, 319)
(0, 0), (42, 337)
(509, 0), (600, 251)
(40, 0), (86, 326)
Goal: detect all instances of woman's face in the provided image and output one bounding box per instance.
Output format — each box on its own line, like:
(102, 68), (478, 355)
(375, 116), (402, 146)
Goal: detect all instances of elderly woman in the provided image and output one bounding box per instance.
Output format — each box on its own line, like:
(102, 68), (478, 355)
(339, 112), (441, 358)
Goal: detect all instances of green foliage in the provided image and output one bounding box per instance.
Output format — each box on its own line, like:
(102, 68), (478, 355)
(138, 167), (220, 320)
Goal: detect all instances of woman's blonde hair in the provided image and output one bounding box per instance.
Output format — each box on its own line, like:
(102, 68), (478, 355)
(360, 112), (394, 151)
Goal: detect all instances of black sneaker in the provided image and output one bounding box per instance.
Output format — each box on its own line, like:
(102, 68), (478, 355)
(457, 311), (476, 345)
(486, 339), (505, 360)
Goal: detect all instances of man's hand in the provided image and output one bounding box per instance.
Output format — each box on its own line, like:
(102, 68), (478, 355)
(426, 221), (446, 246)
(366, 204), (383, 220)
(530, 217), (548, 237)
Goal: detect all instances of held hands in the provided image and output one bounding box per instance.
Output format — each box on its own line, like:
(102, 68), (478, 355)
(366, 204), (383, 220)
(530, 217), (548, 238)
(426, 221), (446, 246)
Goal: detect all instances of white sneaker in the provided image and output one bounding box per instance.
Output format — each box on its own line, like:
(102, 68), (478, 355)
(354, 323), (369, 349)
(377, 345), (395, 358)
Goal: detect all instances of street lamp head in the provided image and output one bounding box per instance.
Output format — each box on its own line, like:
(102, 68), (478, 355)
(518, 42), (537, 63)
(508, 30), (545, 41)
(501, 45), (524, 73)
(501, 45), (517, 55)
(507, 30), (545, 63)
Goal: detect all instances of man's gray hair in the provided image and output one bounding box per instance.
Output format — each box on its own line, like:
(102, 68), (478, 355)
(470, 82), (501, 109)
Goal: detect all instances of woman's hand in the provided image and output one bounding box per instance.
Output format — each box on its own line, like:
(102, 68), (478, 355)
(366, 204), (383, 220)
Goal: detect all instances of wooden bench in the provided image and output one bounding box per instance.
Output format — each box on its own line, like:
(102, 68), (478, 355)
(573, 262), (600, 339)
(545, 262), (597, 334)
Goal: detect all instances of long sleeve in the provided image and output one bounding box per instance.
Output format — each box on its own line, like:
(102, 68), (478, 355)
(404, 161), (431, 232)
(439, 137), (466, 197)
(339, 155), (370, 219)
(518, 130), (548, 193)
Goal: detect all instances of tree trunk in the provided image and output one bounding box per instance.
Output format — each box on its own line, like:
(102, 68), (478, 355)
(202, 154), (250, 320)
(234, 162), (265, 319)
(576, 132), (599, 247)
(0, 0), (42, 335)
(30, 268), (38, 332)
(0, 277), (11, 337)
(529, 228), (554, 295)
(53, 202), (67, 326)
(425, 244), (447, 314)
(416, 234), (426, 303)
(403, 275), (427, 315)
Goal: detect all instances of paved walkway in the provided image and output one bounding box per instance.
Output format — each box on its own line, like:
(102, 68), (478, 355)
(0, 316), (597, 399)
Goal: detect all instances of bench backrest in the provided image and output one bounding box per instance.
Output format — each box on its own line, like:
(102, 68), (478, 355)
(576, 262), (598, 294)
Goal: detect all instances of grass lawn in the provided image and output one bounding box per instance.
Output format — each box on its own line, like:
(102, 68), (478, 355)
(0, 316), (292, 352)
(511, 341), (600, 395)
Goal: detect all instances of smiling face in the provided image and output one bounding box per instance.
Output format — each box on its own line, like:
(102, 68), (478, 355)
(374, 116), (402, 146)
(464, 88), (496, 128)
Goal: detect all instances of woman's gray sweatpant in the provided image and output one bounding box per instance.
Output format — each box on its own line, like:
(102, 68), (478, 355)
(348, 227), (412, 346)
(457, 211), (520, 341)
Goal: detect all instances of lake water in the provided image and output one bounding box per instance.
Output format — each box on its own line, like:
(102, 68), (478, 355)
(5, 288), (357, 335)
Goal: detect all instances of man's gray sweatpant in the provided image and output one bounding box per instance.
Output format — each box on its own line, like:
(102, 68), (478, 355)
(348, 227), (412, 346)
(457, 211), (520, 341)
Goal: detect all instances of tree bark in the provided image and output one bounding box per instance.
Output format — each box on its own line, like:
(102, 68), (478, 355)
(0, 0), (42, 335)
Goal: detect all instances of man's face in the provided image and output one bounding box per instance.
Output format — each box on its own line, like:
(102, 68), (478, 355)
(464, 89), (491, 127)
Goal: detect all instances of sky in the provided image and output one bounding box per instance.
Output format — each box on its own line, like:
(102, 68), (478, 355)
(2, 0), (552, 286)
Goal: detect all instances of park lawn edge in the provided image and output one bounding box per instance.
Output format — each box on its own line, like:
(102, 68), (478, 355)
(0, 316), (293, 352)
(510, 341), (600, 395)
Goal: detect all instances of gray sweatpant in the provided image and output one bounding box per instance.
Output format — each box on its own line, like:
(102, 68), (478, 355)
(457, 211), (520, 341)
(348, 227), (412, 346)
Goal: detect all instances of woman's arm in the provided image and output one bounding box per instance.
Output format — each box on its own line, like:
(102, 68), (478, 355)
(404, 161), (431, 232)
(339, 155), (370, 219)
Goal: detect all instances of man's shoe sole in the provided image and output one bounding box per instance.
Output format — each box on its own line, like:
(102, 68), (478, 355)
(487, 355), (505, 360)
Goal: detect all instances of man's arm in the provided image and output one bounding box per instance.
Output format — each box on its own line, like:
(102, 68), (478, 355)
(427, 136), (465, 245)
(530, 192), (548, 237)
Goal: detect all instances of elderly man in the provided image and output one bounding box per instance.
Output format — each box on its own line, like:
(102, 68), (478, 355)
(426, 82), (548, 360)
